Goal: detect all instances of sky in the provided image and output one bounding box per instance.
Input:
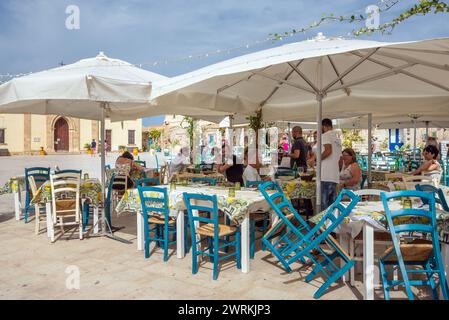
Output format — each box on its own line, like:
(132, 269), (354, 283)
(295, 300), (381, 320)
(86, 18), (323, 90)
(1, 0), (448, 126)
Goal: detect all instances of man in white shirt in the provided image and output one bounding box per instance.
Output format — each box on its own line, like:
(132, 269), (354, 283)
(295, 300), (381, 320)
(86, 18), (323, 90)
(169, 146), (190, 179)
(320, 118), (342, 210)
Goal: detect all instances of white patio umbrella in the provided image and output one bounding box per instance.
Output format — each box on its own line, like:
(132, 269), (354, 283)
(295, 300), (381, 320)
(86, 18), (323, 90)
(0, 52), (170, 240)
(151, 35), (449, 211)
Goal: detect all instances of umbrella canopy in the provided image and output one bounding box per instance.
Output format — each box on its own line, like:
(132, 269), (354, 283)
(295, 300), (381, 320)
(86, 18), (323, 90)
(151, 35), (449, 213)
(0, 52), (168, 121)
(152, 36), (449, 121)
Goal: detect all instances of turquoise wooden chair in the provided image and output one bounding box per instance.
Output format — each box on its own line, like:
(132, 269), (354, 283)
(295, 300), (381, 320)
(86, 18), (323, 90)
(258, 180), (311, 271)
(246, 180), (270, 259)
(24, 167), (50, 223)
(183, 192), (241, 280)
(379, 190), (449, 300)
(191, 177), (217, 186)
(259, 180), (359, 298)
(415, 184), (449, 212)
(137, 186), (176, 261)
(288, 189), (359, 299)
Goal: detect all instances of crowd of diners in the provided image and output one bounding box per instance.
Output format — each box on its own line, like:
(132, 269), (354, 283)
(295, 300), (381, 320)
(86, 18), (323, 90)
(114, 118), (444, 211)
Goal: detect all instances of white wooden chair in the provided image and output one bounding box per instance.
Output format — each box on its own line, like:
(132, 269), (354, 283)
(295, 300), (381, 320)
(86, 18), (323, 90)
(350, 189), (394, 287)
(49, 172), (82, 242)
(402, 175), (435, 190)
(28, 176), (47, 235)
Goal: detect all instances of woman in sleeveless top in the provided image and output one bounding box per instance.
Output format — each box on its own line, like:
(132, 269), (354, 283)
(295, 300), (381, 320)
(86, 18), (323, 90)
(412, 145), (442, 184)
(339, 148), (362, 191)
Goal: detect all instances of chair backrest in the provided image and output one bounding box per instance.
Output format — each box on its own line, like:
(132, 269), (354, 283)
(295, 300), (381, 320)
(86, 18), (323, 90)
(183, 193), (219, 237)
(27, 175), (38, 197)
(191, 177), (217, 186)
(25, 167), (50, 192)
(50, 172), (81, 222)
(135, 160), (146, 168)
(246, 180), (263, 188)
(415, 184), (449, 211)
(354, 188), (383, 201)
(159, 165), (167, 184)
(403, 175), (435, 190)
(258, 180), (310, 234)
(55, 169), (82, 177)
(136, 177), (161, 187)
(381, 190), (441, 263)
(137, 186), (169, 218)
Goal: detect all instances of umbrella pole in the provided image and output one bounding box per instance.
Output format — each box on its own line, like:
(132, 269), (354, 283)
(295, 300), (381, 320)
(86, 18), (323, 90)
(315, 94), (323, 214)
(413, 119), (417, 160)
(100, 103), (106, 235)
(367, 113), (372, 187)
(91, 102), (131, 244)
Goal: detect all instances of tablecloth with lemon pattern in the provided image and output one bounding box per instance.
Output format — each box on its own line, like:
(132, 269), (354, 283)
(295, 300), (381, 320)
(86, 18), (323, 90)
(115, 185), (270, 225)
(277, 179), (316, 200)
(30, 179), (102, 206)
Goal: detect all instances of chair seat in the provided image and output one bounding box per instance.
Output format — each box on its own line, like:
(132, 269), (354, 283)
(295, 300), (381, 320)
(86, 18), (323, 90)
(197, 223), (237, 237)
(148, 216), (176, 225)
(355, 231), (392, 242)
(250, 212), (268, 222)
(55, 199), (77, 212)
(380, 243), (434, 262)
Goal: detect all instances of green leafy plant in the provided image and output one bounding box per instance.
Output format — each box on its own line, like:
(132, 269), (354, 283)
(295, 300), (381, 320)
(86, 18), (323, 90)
(270, 1), (448, 38)
(341, 129), (364, 149)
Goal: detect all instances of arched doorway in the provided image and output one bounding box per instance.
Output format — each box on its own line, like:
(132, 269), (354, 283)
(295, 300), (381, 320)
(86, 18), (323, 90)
(54, 117), (69, 152)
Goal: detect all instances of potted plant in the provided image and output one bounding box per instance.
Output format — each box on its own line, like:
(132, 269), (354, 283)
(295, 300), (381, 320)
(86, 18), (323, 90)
(84, 143), (92, 154)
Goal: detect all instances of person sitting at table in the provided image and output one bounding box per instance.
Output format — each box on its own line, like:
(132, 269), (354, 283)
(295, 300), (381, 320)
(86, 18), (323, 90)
(169, 146), (190, 179)
(217, 143), (244, 185)
(114, 151), (145, 189)
(242, 147), (271, 186)
(339, 148), (362, 191)
(412, 145), (442, 183)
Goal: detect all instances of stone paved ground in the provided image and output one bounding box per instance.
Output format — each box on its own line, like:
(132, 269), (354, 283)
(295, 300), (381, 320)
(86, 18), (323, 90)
(0, 155), (431, 300)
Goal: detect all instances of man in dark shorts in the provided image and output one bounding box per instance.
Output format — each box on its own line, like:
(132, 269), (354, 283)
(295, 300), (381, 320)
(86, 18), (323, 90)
(289, 126), (308, 172)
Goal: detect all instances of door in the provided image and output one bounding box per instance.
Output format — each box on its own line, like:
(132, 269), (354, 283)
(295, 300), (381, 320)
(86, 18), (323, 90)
(54, 118), (69, 152)
(106, 130), (112, 152)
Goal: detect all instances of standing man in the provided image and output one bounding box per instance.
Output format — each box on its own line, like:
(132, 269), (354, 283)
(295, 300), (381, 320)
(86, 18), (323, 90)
(289, 126), (308, 172)
(90, 139), (97, 157)
(320, 118), (342, 210)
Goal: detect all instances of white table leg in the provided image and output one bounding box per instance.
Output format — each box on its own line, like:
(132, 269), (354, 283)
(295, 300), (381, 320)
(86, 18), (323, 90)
(137, 210), (144, 251)
(14, 190), (21, 221)
(176, 210), (185, 259)
(93, 207), (99, 234)
(363, 223), (374, 300)
(338, 233), (350, 282)
(46, 202), (54, 242)
(241, 215), (250, 273)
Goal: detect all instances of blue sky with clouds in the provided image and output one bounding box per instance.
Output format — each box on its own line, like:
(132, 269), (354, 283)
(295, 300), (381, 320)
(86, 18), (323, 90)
(1, 0), (448, 126)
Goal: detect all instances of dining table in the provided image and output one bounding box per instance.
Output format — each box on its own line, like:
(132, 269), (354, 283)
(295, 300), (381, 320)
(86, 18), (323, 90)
(115, 183), (271, 273)
(310, 195), (449, 300)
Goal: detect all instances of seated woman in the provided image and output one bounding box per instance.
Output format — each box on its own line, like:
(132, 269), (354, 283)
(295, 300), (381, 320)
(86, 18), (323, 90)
(114, 151), (145, 189)
(412, 145), (442, 183)
(339, 148), (362, 191)
(217, 144), (244, 185)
